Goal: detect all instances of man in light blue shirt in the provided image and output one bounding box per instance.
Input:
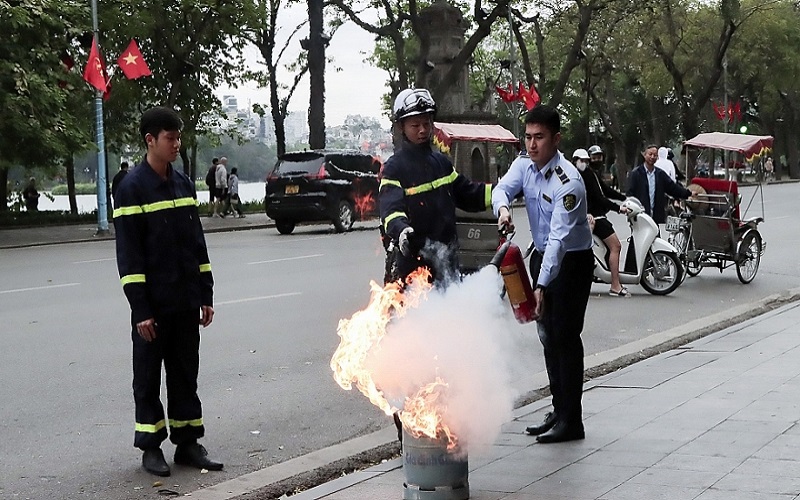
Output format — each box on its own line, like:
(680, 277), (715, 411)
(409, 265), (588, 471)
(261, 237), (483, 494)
(492, 105), (594, 444)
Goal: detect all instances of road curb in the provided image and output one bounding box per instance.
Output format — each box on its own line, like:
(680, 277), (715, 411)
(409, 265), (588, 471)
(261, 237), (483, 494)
(188, 287), (800, 500)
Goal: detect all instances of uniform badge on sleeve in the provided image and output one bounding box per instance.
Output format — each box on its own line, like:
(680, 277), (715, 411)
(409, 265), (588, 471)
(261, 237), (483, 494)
(563, 194), (577, 211)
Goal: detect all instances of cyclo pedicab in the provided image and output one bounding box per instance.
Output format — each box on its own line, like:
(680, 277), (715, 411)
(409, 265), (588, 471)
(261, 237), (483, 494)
(666, 132), (770, 284)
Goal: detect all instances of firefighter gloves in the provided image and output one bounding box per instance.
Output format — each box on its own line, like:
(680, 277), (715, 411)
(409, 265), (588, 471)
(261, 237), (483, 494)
(399, 227), (415, 257)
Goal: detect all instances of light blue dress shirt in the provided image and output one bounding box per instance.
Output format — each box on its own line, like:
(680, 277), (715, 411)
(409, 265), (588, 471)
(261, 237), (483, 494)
(492, 151), (592, 287)
(646, 167), (656, 213)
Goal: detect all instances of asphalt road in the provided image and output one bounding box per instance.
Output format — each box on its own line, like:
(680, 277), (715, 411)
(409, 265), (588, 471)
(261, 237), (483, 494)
(0, 183), (797, 500)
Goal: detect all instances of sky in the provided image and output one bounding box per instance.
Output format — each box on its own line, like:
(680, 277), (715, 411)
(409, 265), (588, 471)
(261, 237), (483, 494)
(216, 11), (393, 129)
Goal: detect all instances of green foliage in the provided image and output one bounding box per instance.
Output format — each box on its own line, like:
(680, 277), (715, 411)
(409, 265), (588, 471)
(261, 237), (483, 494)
(0, 0), (92, 168)
(51, 183), (96, 195)
(0, 210), (97, 227)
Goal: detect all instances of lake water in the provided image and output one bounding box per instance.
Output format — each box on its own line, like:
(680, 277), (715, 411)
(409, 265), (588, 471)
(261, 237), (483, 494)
(38, 182), (266, 213)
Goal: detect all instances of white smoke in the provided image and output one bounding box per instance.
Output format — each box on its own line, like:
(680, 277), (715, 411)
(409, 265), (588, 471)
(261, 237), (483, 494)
(365, 266), (527, 452)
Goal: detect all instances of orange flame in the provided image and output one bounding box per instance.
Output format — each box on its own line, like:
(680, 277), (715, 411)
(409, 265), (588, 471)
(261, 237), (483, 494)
(331, 268), (459, 447)
(353, 191), (376, 219)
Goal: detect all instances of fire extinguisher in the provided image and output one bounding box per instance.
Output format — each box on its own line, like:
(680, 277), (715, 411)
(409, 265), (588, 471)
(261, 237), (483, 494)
(490, 228), (536, 324)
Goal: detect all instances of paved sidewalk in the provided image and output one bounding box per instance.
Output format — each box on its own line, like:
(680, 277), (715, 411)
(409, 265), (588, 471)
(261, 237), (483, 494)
(269, 302), (800, 500)
(0, 212), (273, 249)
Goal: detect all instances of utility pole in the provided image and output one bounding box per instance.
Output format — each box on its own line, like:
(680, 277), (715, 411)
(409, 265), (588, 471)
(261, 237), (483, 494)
(507, 8), (519, 139)
(723, 54), (729, 181)
(90, 0), (110, 235)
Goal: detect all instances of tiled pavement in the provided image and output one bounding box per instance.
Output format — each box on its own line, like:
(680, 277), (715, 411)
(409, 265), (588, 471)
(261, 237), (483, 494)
(286, 301), (800, 500)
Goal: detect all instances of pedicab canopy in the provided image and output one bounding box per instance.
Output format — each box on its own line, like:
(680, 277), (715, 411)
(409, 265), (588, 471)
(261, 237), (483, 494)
(684, 132), (773, 162)
(432, 122), (518, 155)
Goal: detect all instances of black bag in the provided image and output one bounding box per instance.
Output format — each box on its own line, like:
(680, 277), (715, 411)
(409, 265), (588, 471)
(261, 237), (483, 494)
(205, 165), (217, 188)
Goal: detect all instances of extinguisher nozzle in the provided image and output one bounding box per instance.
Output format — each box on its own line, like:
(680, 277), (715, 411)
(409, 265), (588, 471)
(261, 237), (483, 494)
(490, 240), (512, 269)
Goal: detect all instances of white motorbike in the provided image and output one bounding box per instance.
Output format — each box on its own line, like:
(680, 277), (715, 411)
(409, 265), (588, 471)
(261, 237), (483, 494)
(592, 198), (683, 295)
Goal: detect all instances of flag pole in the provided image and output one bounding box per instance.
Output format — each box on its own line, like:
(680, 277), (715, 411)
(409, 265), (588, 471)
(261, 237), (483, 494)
(91, 0), (110, 235)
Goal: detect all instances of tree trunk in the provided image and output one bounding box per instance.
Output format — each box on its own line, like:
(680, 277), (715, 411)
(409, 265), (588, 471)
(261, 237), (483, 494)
(190, 144), (198, 182)
(307, 0), (326, 149)
(66, 155), (78, 215)
(0, 164), (8, 213)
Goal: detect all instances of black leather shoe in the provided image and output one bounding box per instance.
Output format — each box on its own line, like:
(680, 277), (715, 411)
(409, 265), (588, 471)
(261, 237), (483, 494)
(535, 420), (585, 444)
(525, 412), (558, 436)
(142, 448), (171, 477)
(174, 442), (224, 471)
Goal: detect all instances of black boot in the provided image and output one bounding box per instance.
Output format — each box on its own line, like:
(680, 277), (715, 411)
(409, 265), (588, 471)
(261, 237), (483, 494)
(535, 420), (585, 444)
(525, 412), (558, 436)
(174, 442), (224, 471)
(142, 448), (171, 477)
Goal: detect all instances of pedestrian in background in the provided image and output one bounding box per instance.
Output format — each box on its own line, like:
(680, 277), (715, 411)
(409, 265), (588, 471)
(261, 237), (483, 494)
(22, 177), (40, 212)
(493, 105), (594, 443)
(224, 167), (245, 218)
(576, 147), (629, 297)
(214, 157), (228, 218)
(627, 145), (692, 224)
(113, 106), (223, 477)
(111, 161), (129, 203)
(205, 158), (219, 217)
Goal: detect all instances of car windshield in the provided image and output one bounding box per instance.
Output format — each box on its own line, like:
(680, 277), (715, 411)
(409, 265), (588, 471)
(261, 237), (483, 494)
(275, 154), (324, 175)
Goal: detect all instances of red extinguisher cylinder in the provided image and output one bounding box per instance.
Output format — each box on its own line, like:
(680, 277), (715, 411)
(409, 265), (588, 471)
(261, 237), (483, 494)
(498, 241), (536, 324)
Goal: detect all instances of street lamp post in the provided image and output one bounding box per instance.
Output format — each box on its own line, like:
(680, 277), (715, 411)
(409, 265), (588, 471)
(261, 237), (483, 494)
(90, 0), (110, 235)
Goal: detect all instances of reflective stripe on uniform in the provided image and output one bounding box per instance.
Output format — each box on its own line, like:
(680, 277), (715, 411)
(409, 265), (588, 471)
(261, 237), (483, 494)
(384, 211), (407, 231)
(121, 274), (146, 286)
(404, 170), (458, 196)
(380, 178), (402, 190)
(135, 419), (166, 433)
(484, 184), (492, 209)
(168, 418), (203, 428)
(113, 197), (198, 218)
(199, 263), (212, 273)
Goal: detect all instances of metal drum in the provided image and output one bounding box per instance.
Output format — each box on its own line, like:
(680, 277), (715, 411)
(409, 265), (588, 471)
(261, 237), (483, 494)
(402, 429), (469, 500)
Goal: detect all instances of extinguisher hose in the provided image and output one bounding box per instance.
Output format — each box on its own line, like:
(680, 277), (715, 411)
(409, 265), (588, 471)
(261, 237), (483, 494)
(490, 240), (512, 269)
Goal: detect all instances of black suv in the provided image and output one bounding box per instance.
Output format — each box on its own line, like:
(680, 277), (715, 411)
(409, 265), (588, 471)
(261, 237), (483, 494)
(265, 150), (382, 234)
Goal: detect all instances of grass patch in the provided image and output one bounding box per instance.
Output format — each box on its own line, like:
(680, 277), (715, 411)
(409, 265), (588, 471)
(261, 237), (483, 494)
(0, 210), (98, 228)
(50, 183), (97, 195)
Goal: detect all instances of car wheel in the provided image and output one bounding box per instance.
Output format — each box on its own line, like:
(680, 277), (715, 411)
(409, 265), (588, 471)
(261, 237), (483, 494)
(333, 200), (354, 233)
(275, 219), (296, 235)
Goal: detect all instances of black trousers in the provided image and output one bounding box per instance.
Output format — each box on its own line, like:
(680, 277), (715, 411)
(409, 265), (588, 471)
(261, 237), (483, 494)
(530, 249), (593, 425)
(132, 309), (204, 450)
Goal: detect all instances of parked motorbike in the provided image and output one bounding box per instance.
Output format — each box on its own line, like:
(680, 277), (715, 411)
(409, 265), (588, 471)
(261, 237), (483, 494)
(592, 198), (683, 295)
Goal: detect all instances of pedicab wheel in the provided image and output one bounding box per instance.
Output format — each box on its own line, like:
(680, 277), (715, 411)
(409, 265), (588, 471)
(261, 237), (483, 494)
(640, 251), (683, 296)
(671, 228), (701, 279)
(735, 230), (762, 284)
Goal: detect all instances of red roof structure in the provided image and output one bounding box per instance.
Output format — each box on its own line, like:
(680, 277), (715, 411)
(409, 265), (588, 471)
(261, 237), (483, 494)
(684, 132), (773, 162)
(432, 122), (518, 155)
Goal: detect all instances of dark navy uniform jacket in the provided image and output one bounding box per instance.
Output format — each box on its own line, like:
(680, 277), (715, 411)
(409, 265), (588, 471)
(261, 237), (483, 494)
(379, 140), (492, 245)
(114, 159), (213, 324)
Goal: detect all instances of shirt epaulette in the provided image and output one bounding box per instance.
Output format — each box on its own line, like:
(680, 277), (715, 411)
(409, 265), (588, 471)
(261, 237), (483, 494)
(554, 165), (570, 184)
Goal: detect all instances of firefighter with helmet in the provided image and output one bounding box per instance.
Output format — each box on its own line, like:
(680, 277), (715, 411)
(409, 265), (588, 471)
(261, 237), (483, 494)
(379, 88), (493, 284)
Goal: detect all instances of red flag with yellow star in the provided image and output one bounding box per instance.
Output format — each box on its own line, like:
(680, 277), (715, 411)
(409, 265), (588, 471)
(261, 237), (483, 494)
(117, 39), (152, 79)
(83, 38), (109, 93)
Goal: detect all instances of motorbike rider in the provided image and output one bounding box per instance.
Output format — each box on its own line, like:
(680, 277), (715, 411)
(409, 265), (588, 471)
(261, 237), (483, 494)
(578, 146), (630, 297)
(379, 88), (492, 285)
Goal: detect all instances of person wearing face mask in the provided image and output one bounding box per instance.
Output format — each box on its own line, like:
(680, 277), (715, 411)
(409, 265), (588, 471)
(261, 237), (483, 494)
(379, 88), (492, 284)
(573, 147), (629, 297)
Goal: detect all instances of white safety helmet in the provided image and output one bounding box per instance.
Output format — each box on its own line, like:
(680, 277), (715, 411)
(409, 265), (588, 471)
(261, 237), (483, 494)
(572, 148), (590, 160)
(393, 88), (437, 122)
(588, 145), (603, 156)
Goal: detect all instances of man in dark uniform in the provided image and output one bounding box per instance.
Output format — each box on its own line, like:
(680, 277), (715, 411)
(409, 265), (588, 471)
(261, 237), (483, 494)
(114, 107), (222, 477)
(492, 105), (594, 443)
(379, 88), (492, 285)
